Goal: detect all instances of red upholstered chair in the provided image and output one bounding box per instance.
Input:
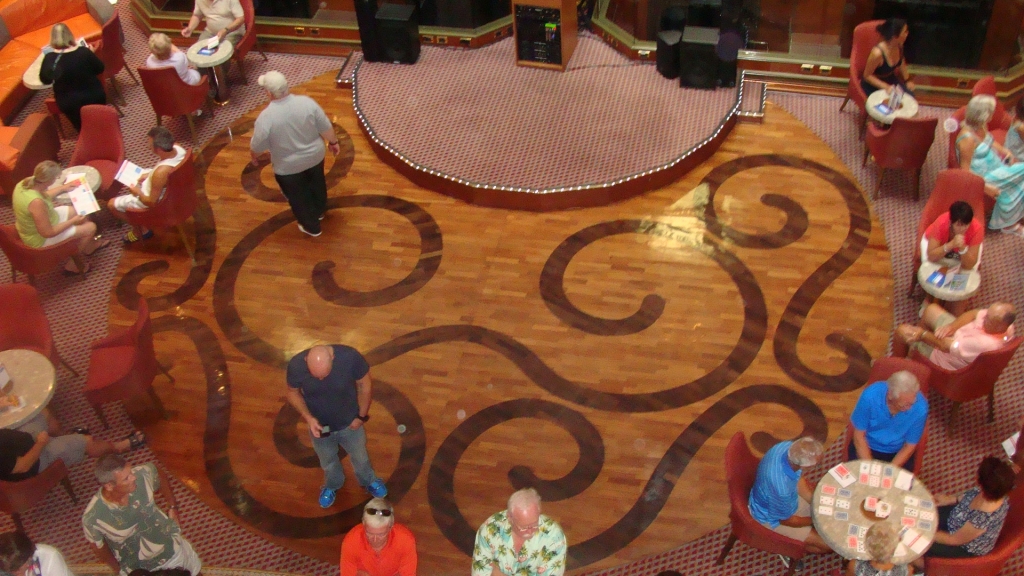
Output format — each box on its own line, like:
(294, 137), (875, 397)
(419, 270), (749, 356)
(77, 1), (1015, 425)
(947, 78), (1011, 169)
(83, 299), (174, 429)
(716, 432), (807, 576)
(0, 114), (61, 196)
(68, 105), (124, 200)
(864, 116), (938, 199)
(840, 20), (883, 138)
(0, 225), (84, 286)
(124, 149), (199, 263)
(910, 337), (1023, 430)
(43, 98), (69, 140)
(231, 0), (268, 83)
(843, 357), (931, 475)
(137, 67), (212, 144)
(908, 170), (986, 297)
(0, 283), (79, 376)
(94, 12), (138, 108)
(0, 459), (76, 533)
(923, 483), (1024, 576)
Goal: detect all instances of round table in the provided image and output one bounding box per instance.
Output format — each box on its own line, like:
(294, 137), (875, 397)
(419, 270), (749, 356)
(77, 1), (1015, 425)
(813, 459), (937, 563)
(0, 349), (56, 430)
(22, 52), (50, 90)
(59, 165), (102, 192)
(865, 90), (919, 125)
(918, 259), (981, 303)
(186, 40), (234, 104)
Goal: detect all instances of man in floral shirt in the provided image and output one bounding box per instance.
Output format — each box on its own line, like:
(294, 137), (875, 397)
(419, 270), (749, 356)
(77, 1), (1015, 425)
(471, 488), (566, 576)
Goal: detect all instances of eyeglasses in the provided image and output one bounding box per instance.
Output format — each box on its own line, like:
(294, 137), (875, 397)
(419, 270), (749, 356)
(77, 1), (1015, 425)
(365, 507), (392, 517)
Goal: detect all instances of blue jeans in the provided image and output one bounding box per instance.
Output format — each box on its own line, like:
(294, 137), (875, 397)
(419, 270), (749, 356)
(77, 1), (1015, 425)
(310, 426), (379, 490)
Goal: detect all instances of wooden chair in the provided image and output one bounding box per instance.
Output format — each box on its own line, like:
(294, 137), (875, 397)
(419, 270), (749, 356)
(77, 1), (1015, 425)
(123, 149), (200, 263)
(717, 432), (807, 576)
(0, 225), (83, 286)
(0, 460), (77, 533)
(864, 116), (938, 199)
(0, 283), (79, 376)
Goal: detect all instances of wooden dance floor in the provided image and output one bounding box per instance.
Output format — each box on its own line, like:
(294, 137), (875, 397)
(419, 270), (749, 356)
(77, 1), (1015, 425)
(108, 72), (893, 574)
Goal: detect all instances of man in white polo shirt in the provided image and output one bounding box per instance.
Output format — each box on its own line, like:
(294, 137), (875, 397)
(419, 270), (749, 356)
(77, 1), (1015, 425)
(182, 0), (245, 47)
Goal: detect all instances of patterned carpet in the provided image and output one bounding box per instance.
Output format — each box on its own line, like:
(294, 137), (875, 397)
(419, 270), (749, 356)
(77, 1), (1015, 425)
(0, 7), (1022, 575)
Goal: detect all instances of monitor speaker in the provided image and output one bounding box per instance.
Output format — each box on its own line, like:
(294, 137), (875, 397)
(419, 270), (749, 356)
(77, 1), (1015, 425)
(656, 30), (682, 79)
(375, 3), (421, 64)
(355, 0), (382, 62)
(679, 41), (719, 89)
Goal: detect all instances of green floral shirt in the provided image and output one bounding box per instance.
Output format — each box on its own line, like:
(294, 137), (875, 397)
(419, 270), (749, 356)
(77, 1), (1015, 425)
(471, 511), (566, 576)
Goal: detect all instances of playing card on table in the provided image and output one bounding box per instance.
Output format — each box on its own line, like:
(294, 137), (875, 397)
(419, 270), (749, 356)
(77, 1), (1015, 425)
(836, 499), (850, 509)
(822, 485), (837, 496)
(818, 505), (834, 516)
(882, 477), (893, 489)
(907, 508), (920, 517)
(839, 489), (853, 498)
(835, 511), (849, 521)
(830, 464), (857, 487)
(904, 495), (920, 507)
(919, 521), (933, 531)
(895, 469), (914, 491)
(865, 496), (878, 511)
(847, 536), (858, 548)
(857, 541), (866, 553)
(920, 500), (934, 509)
(920, 510), (935, 522)
(860, 473), (870, 483)
(860, 462), (871, 474)
(901, 517), (917, 527)
(820, 496), (835, 506)
(884, 466), (895, 477)
(848, 524), (862, 536)
(871, 462), (882, 475)
(869, 475), (880, 487)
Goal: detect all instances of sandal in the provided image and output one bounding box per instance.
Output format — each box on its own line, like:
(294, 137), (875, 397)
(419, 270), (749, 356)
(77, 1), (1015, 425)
(125, 431), (146, 451)
(124, 229), (154, 244)
(84, 236), (110, 256)
(62, 261), (90, 275)
(1000, 224), (1024, 238)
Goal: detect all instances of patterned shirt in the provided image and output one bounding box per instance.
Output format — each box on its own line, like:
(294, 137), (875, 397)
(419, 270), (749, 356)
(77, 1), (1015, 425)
(947, 487), (1010, 555)
(854, 560), (910, 576)
(82, 464), (181, 573)
(748, 441), (801, 528)
(471, 511), (566, 576)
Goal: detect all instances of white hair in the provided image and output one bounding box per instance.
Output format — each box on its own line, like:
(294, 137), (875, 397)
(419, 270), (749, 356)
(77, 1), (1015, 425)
(362, 497), (394, 530)
(258, 70), (289, 98)
(787, 437), (823, 468)
(507, 488), (542, 515)
(965, 95), (996, 129)
(886, 370), (920, 399)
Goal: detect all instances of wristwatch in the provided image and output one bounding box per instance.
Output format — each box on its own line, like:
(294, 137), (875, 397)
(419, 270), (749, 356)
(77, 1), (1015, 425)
(356, 414), (370, 422)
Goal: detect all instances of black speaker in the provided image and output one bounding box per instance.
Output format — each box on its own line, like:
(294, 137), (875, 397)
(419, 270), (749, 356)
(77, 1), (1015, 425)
(715, 27), (744, 87)
(656, 30), (682, 79)
(355, 0), (382, 62)
(660, 5), (687, 32)
(679, 41), (719, 89)
(375, 3), (420, 64)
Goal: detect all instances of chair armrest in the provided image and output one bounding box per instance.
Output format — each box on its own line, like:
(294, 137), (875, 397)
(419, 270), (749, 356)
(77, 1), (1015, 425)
(91, 326), (136, 350)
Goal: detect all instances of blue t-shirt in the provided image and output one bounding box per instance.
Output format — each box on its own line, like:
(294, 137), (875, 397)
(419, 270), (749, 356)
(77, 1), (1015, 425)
(286, 345), (369, 431)
(748, 441), (801, 528)
(850, 382), (928, 454)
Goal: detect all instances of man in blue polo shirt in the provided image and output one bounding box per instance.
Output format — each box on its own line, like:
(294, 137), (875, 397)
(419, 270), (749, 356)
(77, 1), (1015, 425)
(748, 437), (831, 566)
(849, 370), (927, 470)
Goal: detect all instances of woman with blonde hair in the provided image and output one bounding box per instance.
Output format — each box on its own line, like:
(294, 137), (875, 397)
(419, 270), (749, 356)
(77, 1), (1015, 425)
(145, 33), (200, 86)
(38, 22), (105, 131)
(957, 95), (1024, 236)
(12, 161), (108, 274)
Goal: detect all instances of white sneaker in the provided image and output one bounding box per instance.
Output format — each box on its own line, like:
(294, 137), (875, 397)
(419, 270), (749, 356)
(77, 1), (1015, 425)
(298, 224), (321, 237)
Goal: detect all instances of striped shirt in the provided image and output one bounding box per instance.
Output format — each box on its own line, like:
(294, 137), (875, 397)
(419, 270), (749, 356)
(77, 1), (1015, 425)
(748, 441), (800, 528)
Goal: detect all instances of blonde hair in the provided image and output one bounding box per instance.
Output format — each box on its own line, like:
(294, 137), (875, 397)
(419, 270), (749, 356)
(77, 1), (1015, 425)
(50, 23), (75, 50)
(865, 522), (899, 563)
(23, 160), (62, 189)
(148, 33), (172, 60)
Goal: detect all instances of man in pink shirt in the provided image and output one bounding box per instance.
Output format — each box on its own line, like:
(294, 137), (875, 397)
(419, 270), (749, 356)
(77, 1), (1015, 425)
(893, 302), (1016, 369)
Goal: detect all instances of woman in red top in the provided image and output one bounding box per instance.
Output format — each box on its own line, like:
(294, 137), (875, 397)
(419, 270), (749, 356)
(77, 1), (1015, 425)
(924, 201), (983, 270)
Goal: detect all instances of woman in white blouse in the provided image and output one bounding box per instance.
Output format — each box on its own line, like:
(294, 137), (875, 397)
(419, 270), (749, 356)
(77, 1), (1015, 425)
(145, 33), (201, 86)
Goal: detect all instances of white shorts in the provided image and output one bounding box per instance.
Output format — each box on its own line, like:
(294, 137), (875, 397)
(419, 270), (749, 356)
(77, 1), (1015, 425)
(41, 206), (76, 247)
(120, 535), (202, 576)
(760, 496), (813, 542)
(112, 194), (149, 212)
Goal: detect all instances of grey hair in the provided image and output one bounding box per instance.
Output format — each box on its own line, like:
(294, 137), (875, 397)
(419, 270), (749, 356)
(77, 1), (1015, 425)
(787, 437), (823, 468)
(94, 454), (128, 485)
(362, 497), (395, 530)
(507, 487), (542, 515)
(886, 370), (920, 399)
(865, 521), (899, 562)
(965, 95), (996, 129)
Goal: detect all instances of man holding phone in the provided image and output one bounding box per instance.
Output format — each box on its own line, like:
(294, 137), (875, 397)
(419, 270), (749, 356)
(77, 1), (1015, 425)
(286, 345), (388, 508)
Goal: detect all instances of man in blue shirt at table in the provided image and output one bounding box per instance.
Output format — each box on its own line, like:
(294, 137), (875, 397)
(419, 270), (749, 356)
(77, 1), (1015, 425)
(748, 436), (831, 570)
(848, 370), (928, 470)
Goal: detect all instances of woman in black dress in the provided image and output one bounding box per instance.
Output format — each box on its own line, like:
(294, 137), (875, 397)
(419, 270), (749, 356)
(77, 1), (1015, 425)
(38, 23), (106, 131)
(861, 18), (915, 97)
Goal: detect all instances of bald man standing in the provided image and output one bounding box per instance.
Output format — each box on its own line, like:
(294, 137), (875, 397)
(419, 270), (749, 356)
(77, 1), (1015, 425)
(286, 345), (388, 508)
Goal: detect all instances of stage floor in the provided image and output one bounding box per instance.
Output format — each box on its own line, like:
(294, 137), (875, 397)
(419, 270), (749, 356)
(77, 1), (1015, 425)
(109, 71), (893, 574)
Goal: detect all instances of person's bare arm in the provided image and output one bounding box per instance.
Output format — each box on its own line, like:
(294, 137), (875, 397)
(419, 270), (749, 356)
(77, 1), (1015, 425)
(154, 465), (180, 521)
(348, 373), (373, 430)
(852, 428), (872, 461)
(92, 541), (120, 573)
(286, 386), (323, 437)
(320, 127), (341, 156)
(846, 559), (857, 576)
(925, 236), (951, 263)
(182, 14), (202, 37)
(958, 133), (978, 171)
(779, 513), (813, 528)
(934, 309), (980, 339)
(136, 166), (171, 206)
(28, 199), (83, 238)
(11, 432), (49, 473)
(934, 521), (986, 546)
(797, 477), (813, 502)
(216, 15), (245, 41)
(862, 48), (893, 92)
(890, 442), (917, 468)
(960, 243), (980, 270)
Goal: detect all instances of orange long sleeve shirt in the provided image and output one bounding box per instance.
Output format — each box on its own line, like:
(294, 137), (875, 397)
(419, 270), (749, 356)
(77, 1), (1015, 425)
(340, 523), (417, 576)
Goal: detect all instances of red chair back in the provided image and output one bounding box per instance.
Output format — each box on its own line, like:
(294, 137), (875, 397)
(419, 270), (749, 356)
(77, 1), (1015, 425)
(0, 459), (73, 522)
(235, 0), (256, 59)
(913, 337), (1023, 403)
(97, 12), (126, 82)
(138, 67), (210, 119)
(847, 20), (883, 111)
(0, 283), (55, 361)
(83, 299), (160, 407)
(866, 116), (938, 171)
(924, 483), (1024, 576)
(0, 224), (80, 282)
(913, 170), (986, 265)
(124, 149), (198, 232)
(724, 432), (807, 560)
(69, 104), (124, 197)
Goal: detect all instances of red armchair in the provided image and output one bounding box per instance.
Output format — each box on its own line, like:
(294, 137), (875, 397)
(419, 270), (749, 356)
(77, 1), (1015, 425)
(0, 114), (60, 196)
(124, 149), (199, 263)
(843, 357), (931, 475)
(94, 12), (138, 112)
(924, 483), (1024, 576)
(0, 283), (79, 376)
(0, 225), (84, 285)
(840, 20), (883, 138)
(910, 337), (1023, 430)
(716, 432), (807, 575)
(864, 116), (938, 199)
(231, 0), (268, 83)
(947, 77), (1011, 169)
(68, 104), (124, 199)
(908, 170), (986, 297)
(137, 66), (212, 144)
(83, 299), (174, 429)
(0, 459), (76, 533)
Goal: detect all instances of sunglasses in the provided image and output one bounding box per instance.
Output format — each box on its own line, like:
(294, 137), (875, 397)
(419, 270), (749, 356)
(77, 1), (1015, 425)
(365, 507), (393, 517)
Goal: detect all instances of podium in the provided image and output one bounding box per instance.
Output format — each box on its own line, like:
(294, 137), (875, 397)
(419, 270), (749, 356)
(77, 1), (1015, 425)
(512, 0), (577, 71)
